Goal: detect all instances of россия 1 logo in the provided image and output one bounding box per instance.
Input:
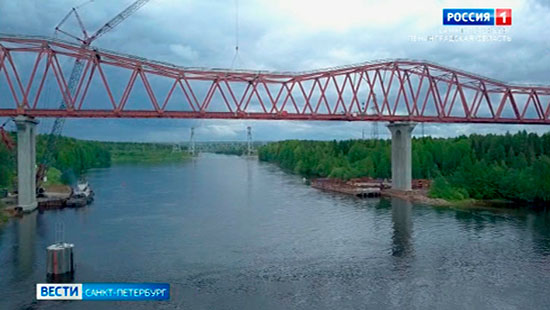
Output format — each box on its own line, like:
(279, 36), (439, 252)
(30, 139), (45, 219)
(443, 8), (512, 26)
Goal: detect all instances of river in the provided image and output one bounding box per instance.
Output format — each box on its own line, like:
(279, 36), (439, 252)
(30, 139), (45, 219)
(1, 153), (550, 309)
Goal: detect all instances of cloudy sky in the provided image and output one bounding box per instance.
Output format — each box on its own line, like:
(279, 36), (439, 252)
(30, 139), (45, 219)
(1, 0), (549, 142)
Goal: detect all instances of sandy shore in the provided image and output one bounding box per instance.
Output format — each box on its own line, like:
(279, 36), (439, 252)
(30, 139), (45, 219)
(381, 188), (452, 206)
(381, 188), (518, 210)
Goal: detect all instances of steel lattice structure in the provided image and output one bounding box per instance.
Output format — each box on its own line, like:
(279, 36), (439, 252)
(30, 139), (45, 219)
(1, 35), (550, 124)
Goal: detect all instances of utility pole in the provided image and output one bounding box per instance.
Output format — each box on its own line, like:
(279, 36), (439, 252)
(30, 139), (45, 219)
(172, 143), (181, 153)
(246, 126), (252, 156)
(189, 127), (195, 156)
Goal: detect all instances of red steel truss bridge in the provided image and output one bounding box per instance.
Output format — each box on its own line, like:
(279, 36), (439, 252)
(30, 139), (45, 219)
(1, 34), (550, 124)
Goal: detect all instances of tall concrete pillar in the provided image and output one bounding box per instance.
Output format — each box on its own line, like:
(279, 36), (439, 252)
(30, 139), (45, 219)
(14, 116), (39, 212)
(387, 122), (416, 191)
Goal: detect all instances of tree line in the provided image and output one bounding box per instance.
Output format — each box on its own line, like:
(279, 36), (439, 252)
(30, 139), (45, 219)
(258, 131), (550, 203)
(0, 135), (187, 188)
(37, 136), (112, 181)
(103, 141), (189, 163)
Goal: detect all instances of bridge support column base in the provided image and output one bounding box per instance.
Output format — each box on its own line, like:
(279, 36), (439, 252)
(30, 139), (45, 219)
(15, 116), (39, 212)
(387, 122), (416, 191)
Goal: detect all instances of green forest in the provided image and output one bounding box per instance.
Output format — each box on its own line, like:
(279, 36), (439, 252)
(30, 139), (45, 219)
(37, 136), (112, 184)
(0, 138), (15, 189)
(0, 135), (112, 186)
(258, 131), (550, 203)
(103, 142), (189, 163)
(0, 134), (188, 188)
(2, 130), (549, 204)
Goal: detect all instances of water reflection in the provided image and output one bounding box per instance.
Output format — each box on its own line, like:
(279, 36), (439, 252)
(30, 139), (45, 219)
(526, 211), (550, 255)
(246, 157), (253, 208)
(390, 197), (413, 258)
(2, 155), (550, 309)
(15, 211), (37, 277)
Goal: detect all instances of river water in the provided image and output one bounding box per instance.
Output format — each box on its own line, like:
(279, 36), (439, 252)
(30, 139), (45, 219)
(1, 153), (550, 309)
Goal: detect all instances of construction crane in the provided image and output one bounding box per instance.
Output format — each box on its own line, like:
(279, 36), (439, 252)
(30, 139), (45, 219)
(0, 119), (14, 151)
(37, 0), (151, 188)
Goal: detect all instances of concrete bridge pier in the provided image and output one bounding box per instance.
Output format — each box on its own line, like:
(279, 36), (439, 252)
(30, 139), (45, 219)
(14, 116), (38, 212)
(387, 122), (416, 191)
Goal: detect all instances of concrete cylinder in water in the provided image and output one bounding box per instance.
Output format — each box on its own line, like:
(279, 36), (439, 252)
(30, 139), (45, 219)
(46, 243), (74, 278)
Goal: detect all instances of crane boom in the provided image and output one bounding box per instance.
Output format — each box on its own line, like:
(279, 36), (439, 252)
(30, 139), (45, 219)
(87, 0), (151, 43)
(42, 59), (85, 161)
(37, 0), (151, 188)
(37, 58), (85, 187)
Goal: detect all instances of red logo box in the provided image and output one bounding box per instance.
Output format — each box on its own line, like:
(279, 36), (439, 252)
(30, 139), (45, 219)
(495, 8), (512, 26)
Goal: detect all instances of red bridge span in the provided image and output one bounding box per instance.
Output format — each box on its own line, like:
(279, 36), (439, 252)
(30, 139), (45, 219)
(1, 35), (550, 124)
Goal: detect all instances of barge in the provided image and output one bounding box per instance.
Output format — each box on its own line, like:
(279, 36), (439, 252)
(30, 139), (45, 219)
(311, 177), (388, 197)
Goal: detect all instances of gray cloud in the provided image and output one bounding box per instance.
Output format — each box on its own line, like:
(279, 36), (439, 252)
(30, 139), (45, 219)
(0, 0), (549, 142)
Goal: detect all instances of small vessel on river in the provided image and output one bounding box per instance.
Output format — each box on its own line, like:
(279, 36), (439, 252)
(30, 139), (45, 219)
(66, 180), (94, 208)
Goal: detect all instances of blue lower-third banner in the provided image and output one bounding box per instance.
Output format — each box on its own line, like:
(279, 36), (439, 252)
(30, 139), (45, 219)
(36, 283), (170, 300)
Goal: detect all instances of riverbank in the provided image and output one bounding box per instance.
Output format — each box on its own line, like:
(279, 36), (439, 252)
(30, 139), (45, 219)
(308, 178), (454, 206)
(307, 177), (518, 209)
(258, 133), (550, 205)
(0, 198), (22, 224)
(0, 136), (190, 197)
(0, 140), (189, 221)
(0, 202), (8, 224)
(1, 184), (73, 218)
(380, 188), (519, 210)
(381, 188), (451, 206)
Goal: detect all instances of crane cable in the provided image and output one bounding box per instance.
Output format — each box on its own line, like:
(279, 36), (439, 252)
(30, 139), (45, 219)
(75, 0), (94, 10)
(230, 0), (242, 69)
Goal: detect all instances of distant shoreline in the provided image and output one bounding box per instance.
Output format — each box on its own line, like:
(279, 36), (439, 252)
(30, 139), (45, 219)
(110, 151), (190, 163)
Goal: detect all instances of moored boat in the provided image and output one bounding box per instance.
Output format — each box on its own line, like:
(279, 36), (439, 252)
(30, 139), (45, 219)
(67, 180), (94, 208)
